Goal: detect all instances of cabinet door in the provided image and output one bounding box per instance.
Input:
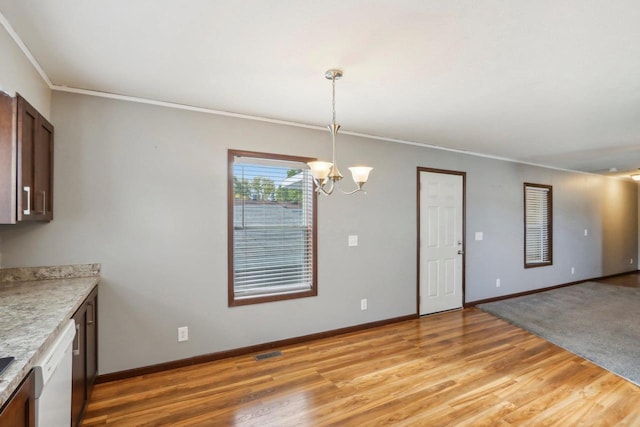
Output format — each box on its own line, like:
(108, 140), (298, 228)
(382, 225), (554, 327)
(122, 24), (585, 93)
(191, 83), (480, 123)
(16, 96), (37, 221)
(16, 95), (53, 222)
(0, 369), (35, 427)
(33, 116), (53, 220)
(0, 92), (17, 223)
(86, 291), (98, 394)
(71, 309), (86, 427)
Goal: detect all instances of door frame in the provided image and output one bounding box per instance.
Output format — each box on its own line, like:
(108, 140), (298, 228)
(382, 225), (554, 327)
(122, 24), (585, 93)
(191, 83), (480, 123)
(416, 167), (467, 315)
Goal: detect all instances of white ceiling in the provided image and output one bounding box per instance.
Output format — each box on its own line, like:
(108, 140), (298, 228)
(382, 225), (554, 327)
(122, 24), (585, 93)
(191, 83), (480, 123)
(2, 0), (640, 178)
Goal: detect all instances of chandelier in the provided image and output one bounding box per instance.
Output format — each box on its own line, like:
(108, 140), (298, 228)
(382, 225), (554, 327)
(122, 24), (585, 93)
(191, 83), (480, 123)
(307, 69), (372, 195)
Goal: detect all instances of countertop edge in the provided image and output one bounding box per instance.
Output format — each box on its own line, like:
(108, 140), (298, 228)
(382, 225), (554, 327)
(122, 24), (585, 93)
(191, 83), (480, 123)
(0, 263), (101, 282)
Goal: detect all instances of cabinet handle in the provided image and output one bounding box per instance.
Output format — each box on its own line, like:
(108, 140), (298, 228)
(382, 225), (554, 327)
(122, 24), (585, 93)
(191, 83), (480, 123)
(73, 322), (81, 356)
(40, 190), (46, 215)
(23, 186), (31, 215)
(87, 302), (95, 325)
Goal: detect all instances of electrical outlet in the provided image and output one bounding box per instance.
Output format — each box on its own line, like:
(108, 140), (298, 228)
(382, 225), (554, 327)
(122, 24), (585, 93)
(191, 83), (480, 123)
(584, 229), (588, 236)
(496, 278), (501, 288)
(571, 267), (575, 275)
(178, 326), (189, 342)
(631, 258), (634, 265)
(360, 299), (368, 310)
(348, 235), (359, 247)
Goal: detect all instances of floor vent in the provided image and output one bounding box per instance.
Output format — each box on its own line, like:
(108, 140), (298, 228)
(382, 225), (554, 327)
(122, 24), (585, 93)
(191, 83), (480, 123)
(254, 350), (282, 361)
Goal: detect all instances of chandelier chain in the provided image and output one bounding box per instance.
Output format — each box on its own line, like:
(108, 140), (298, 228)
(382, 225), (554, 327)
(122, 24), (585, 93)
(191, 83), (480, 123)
(331, 75), (336, 125)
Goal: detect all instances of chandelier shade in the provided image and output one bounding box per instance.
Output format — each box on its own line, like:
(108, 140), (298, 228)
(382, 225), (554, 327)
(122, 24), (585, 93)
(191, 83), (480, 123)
(349, 166), (373, 185)
(307, 161), (333, 181)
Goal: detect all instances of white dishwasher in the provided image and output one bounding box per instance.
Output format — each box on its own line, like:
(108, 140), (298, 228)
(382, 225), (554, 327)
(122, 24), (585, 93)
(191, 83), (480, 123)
(33, 319), (76, 427)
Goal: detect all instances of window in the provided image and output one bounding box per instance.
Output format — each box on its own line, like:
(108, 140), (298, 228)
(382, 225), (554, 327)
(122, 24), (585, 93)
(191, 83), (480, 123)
(228, 150), (317, 306)
(524, 183), (552, 268)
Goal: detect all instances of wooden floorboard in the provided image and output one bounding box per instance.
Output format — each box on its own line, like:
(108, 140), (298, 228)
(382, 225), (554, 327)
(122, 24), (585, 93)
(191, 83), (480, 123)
(82, 304), (640, 426)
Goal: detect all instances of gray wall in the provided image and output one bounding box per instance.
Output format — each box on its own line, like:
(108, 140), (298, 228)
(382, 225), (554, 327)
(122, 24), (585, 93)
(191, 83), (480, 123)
(0, 91), (637, 374)
(0, 24), (51, 118)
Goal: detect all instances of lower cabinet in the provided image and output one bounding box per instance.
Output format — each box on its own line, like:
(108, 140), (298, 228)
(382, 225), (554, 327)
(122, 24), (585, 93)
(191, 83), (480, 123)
(71, 286), (98, 427)
(0, 369), (35, 427)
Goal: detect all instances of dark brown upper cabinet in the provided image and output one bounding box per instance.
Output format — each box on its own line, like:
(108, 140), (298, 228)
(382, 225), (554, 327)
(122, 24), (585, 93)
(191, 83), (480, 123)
(0, 92), (54, 224)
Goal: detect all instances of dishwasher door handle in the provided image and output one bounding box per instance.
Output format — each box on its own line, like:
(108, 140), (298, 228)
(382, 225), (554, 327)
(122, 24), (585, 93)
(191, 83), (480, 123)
(73, 322), (81, 356)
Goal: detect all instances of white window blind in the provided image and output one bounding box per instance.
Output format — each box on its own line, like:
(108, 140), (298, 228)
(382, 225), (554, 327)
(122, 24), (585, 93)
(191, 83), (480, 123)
(230, 152), (315, 303)
(525, 184), (552, 267)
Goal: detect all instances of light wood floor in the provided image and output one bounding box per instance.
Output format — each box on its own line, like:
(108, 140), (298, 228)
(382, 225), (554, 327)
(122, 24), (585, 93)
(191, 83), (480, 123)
(82, 306), (640, 426)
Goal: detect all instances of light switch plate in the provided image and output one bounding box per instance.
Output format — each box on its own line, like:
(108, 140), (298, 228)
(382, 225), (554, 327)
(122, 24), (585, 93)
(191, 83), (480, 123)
(475, 232), (483, 241)
(178, 326), (189, 342)
(348, 235), (358, 247)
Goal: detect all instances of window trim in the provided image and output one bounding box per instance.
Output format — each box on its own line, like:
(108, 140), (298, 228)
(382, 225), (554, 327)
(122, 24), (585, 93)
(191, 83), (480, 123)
(227, 149), (318, 306)
(523, 182), (553, 269)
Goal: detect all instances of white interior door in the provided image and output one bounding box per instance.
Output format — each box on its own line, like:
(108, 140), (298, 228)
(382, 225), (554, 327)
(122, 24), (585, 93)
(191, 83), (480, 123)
(419, 171), (463, 315)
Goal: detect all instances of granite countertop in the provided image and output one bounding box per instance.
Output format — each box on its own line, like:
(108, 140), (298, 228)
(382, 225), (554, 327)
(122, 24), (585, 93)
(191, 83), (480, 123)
(0, 264), (100, 409)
